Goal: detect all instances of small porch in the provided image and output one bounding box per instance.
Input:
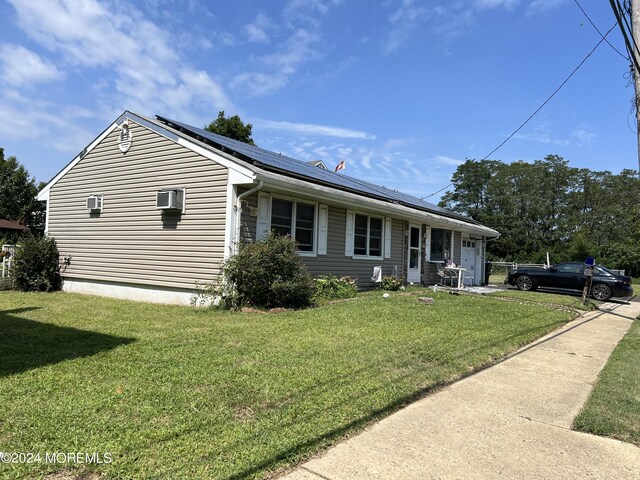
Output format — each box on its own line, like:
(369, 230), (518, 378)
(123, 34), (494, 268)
(401, 223), (488, 288)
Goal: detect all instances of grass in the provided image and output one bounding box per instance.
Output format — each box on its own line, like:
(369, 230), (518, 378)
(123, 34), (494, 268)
(573, 314), (640, 446)
(0, 290), (579, 480)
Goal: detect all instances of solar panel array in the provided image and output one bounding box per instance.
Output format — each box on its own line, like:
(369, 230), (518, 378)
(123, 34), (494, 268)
(155, 115), (479, 225)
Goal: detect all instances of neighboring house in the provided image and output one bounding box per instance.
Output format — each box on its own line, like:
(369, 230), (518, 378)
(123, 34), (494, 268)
(0, 219), (29, 235)
(36, 111), (499, 305)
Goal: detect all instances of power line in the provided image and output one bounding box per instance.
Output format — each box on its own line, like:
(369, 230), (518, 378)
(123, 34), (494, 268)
(609, 0), (640, 73)
(421, 24), (617, 200)
(574, 0), (627, 60)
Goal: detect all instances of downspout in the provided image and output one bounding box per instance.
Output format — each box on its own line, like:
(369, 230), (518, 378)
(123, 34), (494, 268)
(233, 180), (263, 255)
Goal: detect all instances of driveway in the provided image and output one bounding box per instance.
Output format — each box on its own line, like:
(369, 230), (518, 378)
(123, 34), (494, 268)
(280, 299), (640, 479)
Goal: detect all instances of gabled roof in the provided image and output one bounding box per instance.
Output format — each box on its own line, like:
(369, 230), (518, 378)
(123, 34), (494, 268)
(155, 115), (482, 226)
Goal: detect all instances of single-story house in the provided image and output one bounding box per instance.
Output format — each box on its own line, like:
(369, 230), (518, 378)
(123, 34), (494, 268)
(36, 111), (499, 305)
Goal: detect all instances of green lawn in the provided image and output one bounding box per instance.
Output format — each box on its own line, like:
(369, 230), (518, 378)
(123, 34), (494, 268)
(573, 315), (640, 446)
(1, 290), (578, 479)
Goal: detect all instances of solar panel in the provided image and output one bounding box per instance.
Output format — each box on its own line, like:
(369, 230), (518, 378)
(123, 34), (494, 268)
(155, 115), (479, 225)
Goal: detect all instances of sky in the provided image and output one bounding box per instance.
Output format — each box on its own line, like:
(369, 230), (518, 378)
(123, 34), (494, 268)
(0, 0), (637, 203)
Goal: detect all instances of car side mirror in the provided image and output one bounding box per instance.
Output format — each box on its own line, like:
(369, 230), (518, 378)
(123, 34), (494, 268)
(549, 267), (557, 272)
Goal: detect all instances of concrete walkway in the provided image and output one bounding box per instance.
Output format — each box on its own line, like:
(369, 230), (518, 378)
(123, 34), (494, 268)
(281, 299), (640, 480)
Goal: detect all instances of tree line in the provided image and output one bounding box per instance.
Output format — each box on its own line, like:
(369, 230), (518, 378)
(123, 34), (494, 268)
(438, 155), (640, 276)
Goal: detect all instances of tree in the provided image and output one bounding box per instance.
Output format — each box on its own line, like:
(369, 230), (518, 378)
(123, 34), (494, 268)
(204, 111), (255, 145)
(439, 156), (640, 276)
(0, 148), (45, 236)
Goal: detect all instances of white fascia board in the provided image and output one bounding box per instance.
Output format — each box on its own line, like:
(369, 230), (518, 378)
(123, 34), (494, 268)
(227, 166), (256, 185)
(256, 170), (500, 238)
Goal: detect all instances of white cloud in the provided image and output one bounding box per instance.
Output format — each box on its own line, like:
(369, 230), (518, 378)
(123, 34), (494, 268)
(256, 119), (376, 139)
(571, 127), (597, 144)
(474, 0), (519, 10)
(244, 12), (274, 43)
(233, 28), (321, 96)
(513, 131), (569, 146)
(384, 0), (430, 54)
(231, 72), (290, 96)
(0, 44), (62, 86)
(434, 155), (465, 166)
(7, 0), (234, 114)
(383, 0), (522, 53)
(0, 89), (95, 153)
(383, 138), (412, 150)
(526, 0), (567, 16)
(233, 2), (338, 97)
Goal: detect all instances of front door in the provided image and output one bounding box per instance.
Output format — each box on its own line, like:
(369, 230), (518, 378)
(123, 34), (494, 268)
(407, 224), (421, 283)
(461, 239), (477, 286)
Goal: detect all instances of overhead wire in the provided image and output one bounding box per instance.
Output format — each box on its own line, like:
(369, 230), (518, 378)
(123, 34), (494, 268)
(574, 0), (627, 59)
(421, 23), (617, 200)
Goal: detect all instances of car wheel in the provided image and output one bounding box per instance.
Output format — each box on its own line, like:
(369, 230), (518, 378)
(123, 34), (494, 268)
(591, 284), (612, 301)
(516, 275), (536, 291)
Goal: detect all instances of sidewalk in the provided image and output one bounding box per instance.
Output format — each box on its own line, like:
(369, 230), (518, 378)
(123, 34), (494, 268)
(280, 299), (640, 480)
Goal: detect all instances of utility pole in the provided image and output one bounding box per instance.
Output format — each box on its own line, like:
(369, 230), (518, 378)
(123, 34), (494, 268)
(633, 0), (640, 171)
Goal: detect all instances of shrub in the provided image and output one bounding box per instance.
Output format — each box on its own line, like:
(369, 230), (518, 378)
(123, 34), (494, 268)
(222, 233), (316, 309)
(11, 236), (63, 292)
(380, 275), (404, 291)
(313, 275), (358, 300)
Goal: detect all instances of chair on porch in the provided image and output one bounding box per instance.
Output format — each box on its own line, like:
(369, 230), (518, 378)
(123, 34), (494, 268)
(436, 265), (454, 287)
(462, 269), (475, 287)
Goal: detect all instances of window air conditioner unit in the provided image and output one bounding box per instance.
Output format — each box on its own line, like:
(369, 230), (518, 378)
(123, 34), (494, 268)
(156, 189), (183, 211)
(86, 195), (102, 211)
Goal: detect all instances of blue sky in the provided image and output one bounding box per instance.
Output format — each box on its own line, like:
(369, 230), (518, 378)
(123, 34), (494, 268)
(0, 0), (636, 202)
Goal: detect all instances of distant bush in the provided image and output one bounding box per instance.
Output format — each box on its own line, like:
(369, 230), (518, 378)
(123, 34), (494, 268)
(380, 275), (403, 291)
(11, 236), (63, 292)
(313, 275), (358, 300)
(221, 233), (316, 310)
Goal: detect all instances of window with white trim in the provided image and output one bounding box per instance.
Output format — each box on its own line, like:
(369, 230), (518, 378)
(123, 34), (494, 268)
(353, 213), (383, 258)
(270, 198), (315, 253)
(430, 228), (451, 261)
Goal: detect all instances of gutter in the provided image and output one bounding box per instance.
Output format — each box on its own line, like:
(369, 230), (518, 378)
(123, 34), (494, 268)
(234, 180), (263, 254)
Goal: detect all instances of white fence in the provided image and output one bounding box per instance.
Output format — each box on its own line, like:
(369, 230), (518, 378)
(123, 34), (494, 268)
(488, 262), (547, 286)
(1, 244), (16, 282)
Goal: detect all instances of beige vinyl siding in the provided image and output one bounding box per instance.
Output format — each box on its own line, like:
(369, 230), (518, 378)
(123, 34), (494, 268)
(240, 192), (404, 288)
(48, 121), (228, 290)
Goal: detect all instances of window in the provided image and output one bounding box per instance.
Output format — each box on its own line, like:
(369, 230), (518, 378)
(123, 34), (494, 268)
(271, 199), (293, 236)
(430, 228), (451, 261)
(557, 263), (582, 274)
(354, 214), (383, 258)
(270, 198), (315, 253)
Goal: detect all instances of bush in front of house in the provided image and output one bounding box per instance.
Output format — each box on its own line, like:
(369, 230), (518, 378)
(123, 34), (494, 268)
(380, 275), (404, 291)
(313, 275), (358, 300)
(222, 232), (316, 310)
(11, 236), (63, 292)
